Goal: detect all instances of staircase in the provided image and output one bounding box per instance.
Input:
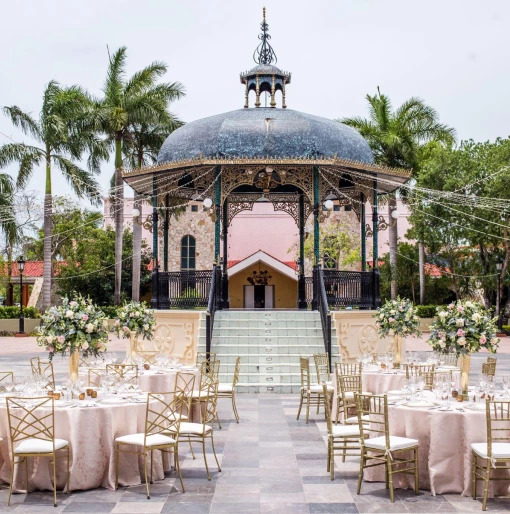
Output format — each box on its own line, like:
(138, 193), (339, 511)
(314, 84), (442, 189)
(198, 310), (338, 393)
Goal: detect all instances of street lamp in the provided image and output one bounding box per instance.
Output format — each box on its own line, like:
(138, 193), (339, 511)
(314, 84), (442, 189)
(17, 256), (25, 335)
(496, 261), (504, 331)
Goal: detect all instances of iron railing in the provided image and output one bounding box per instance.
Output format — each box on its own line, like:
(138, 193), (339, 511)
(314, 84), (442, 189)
(153, 270), (213, 309)
(314, 265), (332, 371)
(205, 265), (221, 357)
(304, 276), (314, 309)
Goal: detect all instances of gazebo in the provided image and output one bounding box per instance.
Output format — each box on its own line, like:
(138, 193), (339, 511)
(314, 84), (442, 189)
(123, 9), (410, 359)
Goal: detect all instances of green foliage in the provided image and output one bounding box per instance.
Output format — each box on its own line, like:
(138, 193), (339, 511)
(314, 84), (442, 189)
(374, 297), (421, 337)
(175, 288), (201, 308)
(415, 305), (439, 318)
(101, 306), (119, 319)
(0, 306), (40, 319)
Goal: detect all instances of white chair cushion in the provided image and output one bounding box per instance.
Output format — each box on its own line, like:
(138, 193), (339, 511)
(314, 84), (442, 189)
(309, 384), (334, 393)
(177, 422), (212, 436)
(472, 443), (510, 459)
(345, 415), (370, 424)
(191, 391), (210, 399)
(331, 425), (360, 437)
(343, 391), (371, 399)
(14, 438), (68, 454)
(364, 436), (418, 452)
(115, 433), (176, 447)
(218, 384), (233, 393)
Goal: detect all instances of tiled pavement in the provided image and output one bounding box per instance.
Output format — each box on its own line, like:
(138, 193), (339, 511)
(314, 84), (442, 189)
(2, 353), (510, 512)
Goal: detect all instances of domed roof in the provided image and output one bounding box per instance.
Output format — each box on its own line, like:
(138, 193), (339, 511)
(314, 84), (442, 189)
(158, 108), (374, 164)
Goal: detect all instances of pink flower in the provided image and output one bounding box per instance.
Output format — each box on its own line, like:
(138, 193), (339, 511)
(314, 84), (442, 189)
(480, 335), (487, 345)
(129, 312), (134, 317)
(48, 347), (54, 352)
(57, 335), (65, 343)
(457, 306), (464, 313)
(388, 317), (395, 323)
(123, 326), (129, 332)
(448, 303), (455, 310)
(82, 314), (89, 321)
(457, 329), (465, 337)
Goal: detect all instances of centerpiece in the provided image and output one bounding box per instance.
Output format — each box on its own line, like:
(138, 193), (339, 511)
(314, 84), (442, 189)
(428, 300), (499, 399)
(112, 301), (156, 360)
(374, 297), (421, 368)
(36, 295), (109, 383)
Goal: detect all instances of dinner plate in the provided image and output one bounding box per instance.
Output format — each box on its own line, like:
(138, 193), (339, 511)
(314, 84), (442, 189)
(387, 390), (403, 395)
(97, 398), (126, 404)
(464, 403), (488, 411)
(402, 400), (439, 408)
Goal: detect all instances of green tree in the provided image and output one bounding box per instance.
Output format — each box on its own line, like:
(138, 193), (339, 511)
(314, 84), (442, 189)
(93, 47), (185, 305)
(0, 81), (107, 309)
(341, 89), (455, 301)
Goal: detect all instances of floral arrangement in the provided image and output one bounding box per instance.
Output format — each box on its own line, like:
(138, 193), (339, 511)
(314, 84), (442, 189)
(113, 301), (155, 340)
(374, 297), (421, 338)
(36, 295), (109, 361)
(428, 300), (499, 355)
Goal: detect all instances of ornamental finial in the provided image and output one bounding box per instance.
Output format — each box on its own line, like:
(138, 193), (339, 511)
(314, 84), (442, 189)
(253, 7), (277, 65)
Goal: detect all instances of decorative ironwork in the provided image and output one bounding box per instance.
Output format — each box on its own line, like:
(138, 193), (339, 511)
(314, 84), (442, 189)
(254, 7), (277, 65)
(323, 270), (376, 310)
(142, 214), (164, 236)
(155, 270), (213, 309)
(364, 215), (396, 237)
(254, 169), (279, 192)
(247, 269), (272, 285)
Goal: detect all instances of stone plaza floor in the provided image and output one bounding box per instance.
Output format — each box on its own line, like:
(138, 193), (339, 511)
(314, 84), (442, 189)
(1, 347), (510, 512)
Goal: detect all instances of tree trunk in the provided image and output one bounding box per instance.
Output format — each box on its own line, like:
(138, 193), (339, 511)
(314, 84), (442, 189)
(131, 192), (142, 301)
(388, 197), (398, 299)
(42, 154), (52, 311)
(418, 241), (425, 305)
(114, 136), (124, 306)
(6, 243), (12, 306)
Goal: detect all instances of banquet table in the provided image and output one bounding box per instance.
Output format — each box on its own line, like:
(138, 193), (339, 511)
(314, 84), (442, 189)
(364, 392), (510, 496)
(0, 397), (173, 492)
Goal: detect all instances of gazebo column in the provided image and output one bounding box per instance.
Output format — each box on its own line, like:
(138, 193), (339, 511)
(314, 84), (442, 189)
(312, 165), (320, 310)
(360, 192), (366, 272)
(151, 175), (159, 309)
(163, 195), (169, 272)
(372, 180), (381, 309)
(214, 166), (221, 263)
(298, 193), (307, 309)
(222, 199), (230, 309)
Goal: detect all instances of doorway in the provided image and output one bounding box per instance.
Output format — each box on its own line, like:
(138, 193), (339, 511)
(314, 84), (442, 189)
(244, 285), (274, 308)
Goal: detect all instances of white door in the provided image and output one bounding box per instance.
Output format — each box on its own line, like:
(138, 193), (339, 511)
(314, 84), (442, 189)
(265, 286), (274, 309)
(244, 286), (255, 308)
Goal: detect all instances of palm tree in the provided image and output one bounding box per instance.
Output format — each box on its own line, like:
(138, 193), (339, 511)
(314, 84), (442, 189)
(0, 173), (17, 305)
(124, 120), (183, 301)
(341, 89), (455, 301)
(0, 81), (106, 310)
(94, 47), (185, 305)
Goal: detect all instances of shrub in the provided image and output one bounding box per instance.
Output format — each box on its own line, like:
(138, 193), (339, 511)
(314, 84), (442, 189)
(0, 306), (40, 319)
(100, 306), (119, 319)
(415, 305), (440, 318)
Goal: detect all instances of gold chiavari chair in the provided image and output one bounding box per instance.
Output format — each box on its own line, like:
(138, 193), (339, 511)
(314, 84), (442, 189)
(314, 353), (331, 384)
(0, 372), (14, 392)
(106, 364), (138, 386)
(336, 362), (363, 376)
(115, 392), (184, 497)
(356, 394), (419, 503)
(79, 355), (91, 367)
(323, 383), (364, 480)
(174, 372), (196, 421)
(337, 374), (370, 426)
(192, 360), (221, 423)
(297, 357), (333, 424)
(169, 383), (222, 481)
(217, 356), (241, 424)
(30, 357), (55, 390)
(440, 352), (458, 367)
(423, 371), (453, 391)
(472, 399), (510, 510)
(482, 357), (497, 378)
(196, 352), (217, 366)
(404, 364), (435, 379)
(135, 351), (158, 365)
(6, 396), (70, 507)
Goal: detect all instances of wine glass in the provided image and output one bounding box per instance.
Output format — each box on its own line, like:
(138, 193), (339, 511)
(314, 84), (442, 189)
(416, 375), (425, 399)
(502, 376), (510, 397)
(432, 377), (442, 401)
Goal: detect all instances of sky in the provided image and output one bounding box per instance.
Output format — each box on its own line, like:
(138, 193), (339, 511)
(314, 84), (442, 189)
(1, 0), (509, 206)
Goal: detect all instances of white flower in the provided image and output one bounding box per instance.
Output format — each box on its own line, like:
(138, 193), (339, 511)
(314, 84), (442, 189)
(439, 311), (448, 319)
(379, 314), (384, 320)
(472, 313), (481, 322)
(81, 341), (89, 350)
(143, 324), (149, 331)
(456, 319), (464, 327)
(466, 301), (474, 308)
(85, 323), (94, 333)
(458, 337), (466, 346)
(65, 310), (74, 319)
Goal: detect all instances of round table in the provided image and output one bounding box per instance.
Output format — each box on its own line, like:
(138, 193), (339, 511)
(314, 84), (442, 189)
(0, 398), (173, 492)
(364, 392), (510, 496)
(362, 370), (407, 395)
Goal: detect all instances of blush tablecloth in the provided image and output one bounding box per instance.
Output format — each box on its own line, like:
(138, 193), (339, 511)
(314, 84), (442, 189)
(0, 400), (173, 492)
(364, 395), (510, 496)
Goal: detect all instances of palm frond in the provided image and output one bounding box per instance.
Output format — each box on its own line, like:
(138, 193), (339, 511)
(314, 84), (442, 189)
(103, 46), (127, 107)
(2, 106), (42, 141)
(51, 154), (102, 205)
(0, 143), (45, 188)
(124, 61), (168, 96)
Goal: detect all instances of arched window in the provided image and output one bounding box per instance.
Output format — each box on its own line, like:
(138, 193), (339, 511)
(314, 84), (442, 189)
(181, 235), (196, 270)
